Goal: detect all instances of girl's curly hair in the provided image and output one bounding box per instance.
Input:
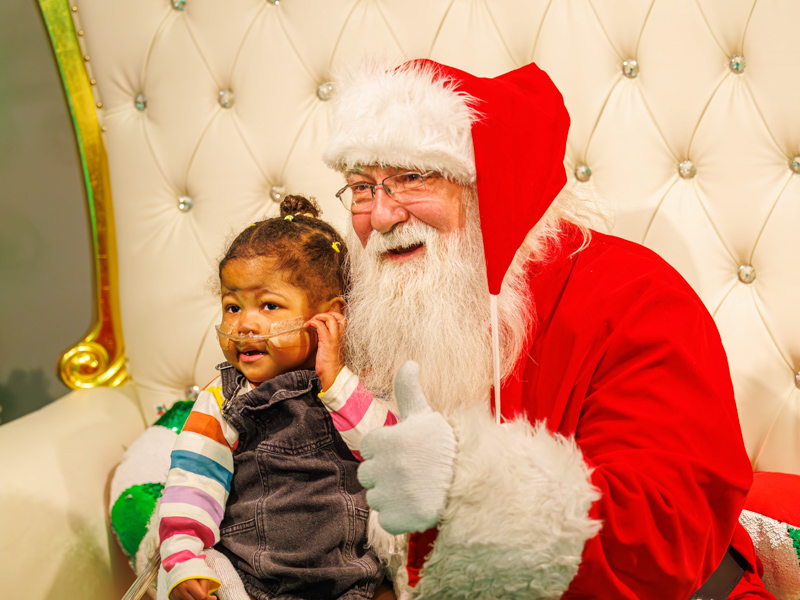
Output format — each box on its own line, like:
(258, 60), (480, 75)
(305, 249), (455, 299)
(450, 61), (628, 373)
(219, 195), (349, 304)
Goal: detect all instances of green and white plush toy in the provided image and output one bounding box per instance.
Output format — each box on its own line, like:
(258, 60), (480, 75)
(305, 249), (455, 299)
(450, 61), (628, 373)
(109, 400), (195, 579)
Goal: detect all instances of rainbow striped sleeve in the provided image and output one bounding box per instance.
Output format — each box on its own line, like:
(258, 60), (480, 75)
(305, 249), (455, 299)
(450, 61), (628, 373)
(158, 379), (238, 596)
(319, 367), (398, 460)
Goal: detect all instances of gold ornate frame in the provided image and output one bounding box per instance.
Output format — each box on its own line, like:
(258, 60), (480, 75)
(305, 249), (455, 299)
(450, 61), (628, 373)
(38, 0), (127, 389)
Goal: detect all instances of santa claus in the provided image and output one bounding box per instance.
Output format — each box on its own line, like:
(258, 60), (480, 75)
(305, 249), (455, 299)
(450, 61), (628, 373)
(321, 59), (774, 599)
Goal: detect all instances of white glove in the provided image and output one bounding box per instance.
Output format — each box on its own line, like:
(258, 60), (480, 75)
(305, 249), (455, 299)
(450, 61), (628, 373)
(357, 361), (458, 534)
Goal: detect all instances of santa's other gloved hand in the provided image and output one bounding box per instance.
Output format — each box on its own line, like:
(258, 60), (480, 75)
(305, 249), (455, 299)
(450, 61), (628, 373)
(357, 361), (457, 535)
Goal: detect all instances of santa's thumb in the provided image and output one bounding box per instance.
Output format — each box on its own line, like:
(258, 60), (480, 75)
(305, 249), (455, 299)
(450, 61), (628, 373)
(394, 361), (432, 421)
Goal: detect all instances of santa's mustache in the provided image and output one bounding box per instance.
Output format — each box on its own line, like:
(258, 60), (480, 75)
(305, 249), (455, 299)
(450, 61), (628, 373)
(364, 221), (438, 257)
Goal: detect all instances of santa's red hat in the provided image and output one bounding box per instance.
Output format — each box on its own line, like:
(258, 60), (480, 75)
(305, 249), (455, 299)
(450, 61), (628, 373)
(324, 59), (570, 295)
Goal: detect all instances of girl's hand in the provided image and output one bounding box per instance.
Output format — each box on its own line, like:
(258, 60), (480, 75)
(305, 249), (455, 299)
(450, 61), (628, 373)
(169, 578), (215, 600)
(305, 312), (346, 391)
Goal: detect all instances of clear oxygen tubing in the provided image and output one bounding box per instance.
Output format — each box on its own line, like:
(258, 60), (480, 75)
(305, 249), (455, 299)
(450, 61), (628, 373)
(121, 552), (160, 600)
(490, 294), (502, 425)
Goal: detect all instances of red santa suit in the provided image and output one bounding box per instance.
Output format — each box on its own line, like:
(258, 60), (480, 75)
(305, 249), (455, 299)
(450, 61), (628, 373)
(413, 223), (772, 599)
(323, 59), (776, 599)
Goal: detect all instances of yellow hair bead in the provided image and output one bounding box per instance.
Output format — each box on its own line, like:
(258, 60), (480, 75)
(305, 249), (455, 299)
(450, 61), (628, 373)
(332, 242), (341, 253)
(284, 215), (294, 221)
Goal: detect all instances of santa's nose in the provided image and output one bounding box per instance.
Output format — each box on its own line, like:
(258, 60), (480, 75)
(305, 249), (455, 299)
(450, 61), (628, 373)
(370, 186), (410, 234)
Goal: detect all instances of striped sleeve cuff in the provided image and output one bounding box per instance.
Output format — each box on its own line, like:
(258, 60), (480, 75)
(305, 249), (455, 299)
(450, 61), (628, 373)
(319, 367), (397, 456)
(319, 366), (359, 411)
(163, 556), (221, 597)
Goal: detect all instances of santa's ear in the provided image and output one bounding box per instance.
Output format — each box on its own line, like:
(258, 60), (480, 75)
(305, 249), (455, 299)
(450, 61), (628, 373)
(739, 471), (800, 600)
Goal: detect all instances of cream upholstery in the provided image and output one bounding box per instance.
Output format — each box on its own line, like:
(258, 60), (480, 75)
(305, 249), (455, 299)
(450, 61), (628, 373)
(2, 1), (799, 597)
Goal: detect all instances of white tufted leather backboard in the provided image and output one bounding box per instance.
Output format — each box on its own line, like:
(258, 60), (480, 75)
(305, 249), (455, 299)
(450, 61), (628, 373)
(69, 0), (800, 474)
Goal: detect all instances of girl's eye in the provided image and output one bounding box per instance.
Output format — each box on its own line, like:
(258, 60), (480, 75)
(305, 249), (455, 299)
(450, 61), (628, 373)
(224, 305), (241, 314)
(264, 302), (280, 311)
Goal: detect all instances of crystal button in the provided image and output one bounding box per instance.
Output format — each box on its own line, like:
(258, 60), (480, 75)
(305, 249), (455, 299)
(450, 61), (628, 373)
(574, 163), (592, 182)
(622, 59), (639, 79)
(737, 264), (756, 284)
(729, 55), (746, 74)
(317, 82), (335, 101)
(267, 0), (280, 4)
(171, 0), (186, 10)
(678, 160), (697, 179)
(795, 371), (800, 390)
(134, 93), (147, 112)
(219, 90), (235, 108)
(790, 156), (800, 174)
(178, 196), (193, 212)
(270, 185), (286, 203)
(184, 385), (200, 401)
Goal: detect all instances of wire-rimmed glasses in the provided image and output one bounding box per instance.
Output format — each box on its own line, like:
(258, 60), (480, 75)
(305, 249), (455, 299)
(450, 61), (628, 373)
(335, 170), (436, 213)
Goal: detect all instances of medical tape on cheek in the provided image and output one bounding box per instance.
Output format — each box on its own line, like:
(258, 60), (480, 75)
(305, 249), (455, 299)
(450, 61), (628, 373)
(215, 316), (315, 350)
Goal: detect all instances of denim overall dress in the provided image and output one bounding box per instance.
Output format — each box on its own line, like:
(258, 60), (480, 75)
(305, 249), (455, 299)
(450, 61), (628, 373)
(214, 364), (384, 600)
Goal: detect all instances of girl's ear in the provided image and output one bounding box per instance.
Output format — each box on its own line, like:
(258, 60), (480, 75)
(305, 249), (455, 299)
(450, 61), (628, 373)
(318, 296), (345, 315)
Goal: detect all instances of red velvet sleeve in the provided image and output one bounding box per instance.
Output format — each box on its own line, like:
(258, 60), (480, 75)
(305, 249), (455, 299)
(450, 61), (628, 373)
(559, 256), (753, 598)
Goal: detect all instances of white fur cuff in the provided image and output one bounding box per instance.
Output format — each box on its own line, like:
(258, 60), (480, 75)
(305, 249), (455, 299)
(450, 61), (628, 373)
(417, 408), (601, 599)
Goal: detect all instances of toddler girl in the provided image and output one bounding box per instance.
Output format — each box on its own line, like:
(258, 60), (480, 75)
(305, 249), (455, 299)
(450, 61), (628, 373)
(157, 196), (396, 600)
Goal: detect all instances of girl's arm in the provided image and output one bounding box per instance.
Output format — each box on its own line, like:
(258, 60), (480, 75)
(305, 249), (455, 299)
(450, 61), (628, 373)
(307, 312), (397, 460)
(158, 384), (239, 597)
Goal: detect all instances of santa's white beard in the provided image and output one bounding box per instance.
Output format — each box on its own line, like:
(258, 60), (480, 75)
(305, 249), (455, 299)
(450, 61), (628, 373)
(344, 210), (533, 416)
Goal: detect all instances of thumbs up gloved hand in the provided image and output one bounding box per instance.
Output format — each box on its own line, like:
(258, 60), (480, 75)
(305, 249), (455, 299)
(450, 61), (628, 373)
(357, 360), (458, 535)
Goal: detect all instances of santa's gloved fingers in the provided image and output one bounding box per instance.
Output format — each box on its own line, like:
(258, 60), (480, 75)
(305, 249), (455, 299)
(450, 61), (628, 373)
(357, 454), (384, 489)
(365, 486), (393, 514)
(394, 361), (432, 420)
(374, 496), (440, 535)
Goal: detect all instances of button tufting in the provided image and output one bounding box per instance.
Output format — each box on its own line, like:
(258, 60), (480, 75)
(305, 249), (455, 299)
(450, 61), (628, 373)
(678, 160), (697, 179)
(218, 90), (235, 108)
(270, 185), (286, 203)
(178, 196), (193, 212)
(790, 155), (800, 174)
(737, 264), (756, 284)
(184, 385), (200, 401)
(267, 0), (280, 5)
(134, 93), (147, 112)
(171, 0), (186, 10)
(622, 59), (639, 79)
(729, 55), (746, 74)
(317, 82), (335, 101)
(795, 372), (800, 390)
(574, 163), (592, 182)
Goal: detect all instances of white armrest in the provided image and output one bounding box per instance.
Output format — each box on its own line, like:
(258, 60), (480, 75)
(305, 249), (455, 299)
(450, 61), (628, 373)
(0, 384), (146, 598)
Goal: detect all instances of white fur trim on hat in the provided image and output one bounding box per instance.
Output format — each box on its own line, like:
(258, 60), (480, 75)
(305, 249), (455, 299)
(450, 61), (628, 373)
(323, 59), (477, 184)
(416, 406), (602, 599)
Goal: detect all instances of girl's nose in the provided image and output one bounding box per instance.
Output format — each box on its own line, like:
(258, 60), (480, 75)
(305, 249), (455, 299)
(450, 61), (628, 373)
(236, 309), (260, 333)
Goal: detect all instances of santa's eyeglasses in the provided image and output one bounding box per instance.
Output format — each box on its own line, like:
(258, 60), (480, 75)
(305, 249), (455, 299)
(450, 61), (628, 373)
(336, 170), (436, 214)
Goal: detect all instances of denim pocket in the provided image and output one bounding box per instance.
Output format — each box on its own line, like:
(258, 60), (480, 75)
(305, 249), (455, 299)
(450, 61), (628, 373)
(220, 517), (256, 537)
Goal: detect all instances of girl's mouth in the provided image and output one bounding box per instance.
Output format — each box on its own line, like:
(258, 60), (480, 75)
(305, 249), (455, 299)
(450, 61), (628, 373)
(239, 349), (266, 362)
